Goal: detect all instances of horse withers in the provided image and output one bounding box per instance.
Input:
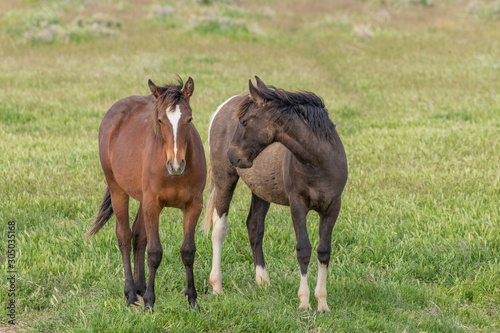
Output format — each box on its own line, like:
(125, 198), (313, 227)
(87, 77), (206, 309)
(202, 77), (348, 312)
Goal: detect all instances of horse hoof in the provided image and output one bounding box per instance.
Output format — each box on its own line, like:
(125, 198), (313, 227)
(318, 302), (330, 313)
(126, 295), (139, 307)
(255, 266), (271, 287)
(298, 302), (312, 311)
(256, 279), (271, 288)
(209, 275), (224, 295)
(255, 276), (271, 288)
(189, 301), (201, 312)
(210, 283), (224, 295)
(137, 294), (145, 307)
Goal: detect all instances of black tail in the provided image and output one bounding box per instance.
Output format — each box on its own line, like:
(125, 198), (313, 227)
(85, 187), (113, 239)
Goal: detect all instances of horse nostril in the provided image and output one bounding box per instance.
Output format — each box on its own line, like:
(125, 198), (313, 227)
(166, 160), (175, 173)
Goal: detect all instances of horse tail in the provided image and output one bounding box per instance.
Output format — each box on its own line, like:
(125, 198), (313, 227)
(86, 187), (113, 239)
(200, 168), (215, 236)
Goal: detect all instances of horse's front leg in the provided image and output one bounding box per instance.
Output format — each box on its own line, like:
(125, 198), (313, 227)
(181, 197), (203, 309)
(142, 198), (163, 310)
(289, 196), (312, 310)
(315, 198), (342, 313)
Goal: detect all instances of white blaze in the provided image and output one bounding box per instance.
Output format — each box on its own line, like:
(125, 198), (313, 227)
(166, 104), (182, 168)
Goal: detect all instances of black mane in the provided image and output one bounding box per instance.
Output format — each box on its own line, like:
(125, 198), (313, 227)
(237, 84), (336, 142)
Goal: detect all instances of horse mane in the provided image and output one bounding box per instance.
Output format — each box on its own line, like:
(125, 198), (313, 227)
(236, 84), (336, 142)
(152, 77), (187, 138)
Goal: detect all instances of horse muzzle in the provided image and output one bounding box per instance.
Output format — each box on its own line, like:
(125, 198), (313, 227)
(227, 148), (253, 169)
(166, 159), (186, 176)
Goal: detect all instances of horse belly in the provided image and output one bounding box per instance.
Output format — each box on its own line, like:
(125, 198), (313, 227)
(237, 143), (289, 206)
(108, 136), (145, 201)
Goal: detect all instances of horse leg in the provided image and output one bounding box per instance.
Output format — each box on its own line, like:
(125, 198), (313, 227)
(132, 203), (147, 297)
(142, 199), (163, 310)
(181, 197), (203, 309)
(315, 198), (341, 313)
(209, 177), (238, 294)
(290, 196), (312, 309)
(110, 189), (138, 306)
(246, 193), (271, 286)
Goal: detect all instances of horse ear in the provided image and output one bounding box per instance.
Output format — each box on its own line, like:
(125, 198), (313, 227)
(249, 79), (265, 107)
(183, 77), (194, 100)
(255, 76), (266, 88)
(148, 79), (162, 99)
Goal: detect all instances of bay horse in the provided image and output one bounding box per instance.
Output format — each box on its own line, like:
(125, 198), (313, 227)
(86, 77), (206, 309)
(202, 77), (348, 312)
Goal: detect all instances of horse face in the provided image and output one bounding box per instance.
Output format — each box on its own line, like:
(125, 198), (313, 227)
(157, 101), (193, 176)
(228, 108), (274, 169)
(150, 77), (195, 177)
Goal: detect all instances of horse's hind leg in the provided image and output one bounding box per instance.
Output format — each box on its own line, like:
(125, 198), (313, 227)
(209, 174), (239, 294)
(290, 195), (312, 310)
(315, 198), (341, 313)
(132, 203), (146, 297)
(110, 188), (138, 306)
(246, 193), (271, 286)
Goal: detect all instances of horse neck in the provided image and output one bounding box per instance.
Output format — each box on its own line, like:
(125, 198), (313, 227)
(274, 116), (333, 167)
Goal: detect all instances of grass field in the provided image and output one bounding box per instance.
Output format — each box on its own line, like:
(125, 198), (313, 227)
(1, 0), (500, 331)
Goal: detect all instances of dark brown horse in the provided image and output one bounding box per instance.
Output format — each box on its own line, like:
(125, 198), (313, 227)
(86, 77), (206, 309)
(202, 77), (347, 312)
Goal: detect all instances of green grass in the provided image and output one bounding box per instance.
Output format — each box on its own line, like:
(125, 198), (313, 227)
(1, 0), (499, 331)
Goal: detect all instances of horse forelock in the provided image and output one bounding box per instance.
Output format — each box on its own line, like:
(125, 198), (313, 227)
(235, 85), (336, 142)
(152, 79), (189, 138)
(235, 96), (253, 119)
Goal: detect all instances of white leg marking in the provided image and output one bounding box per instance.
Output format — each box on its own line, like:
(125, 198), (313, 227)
(208, 95), (239, 147)
(315, 261), (330, 312)
(255, 265), (271, 287)
(166, 105), (182, 168)
(209, 209), (228, 295)
(298, 273), (311, 309)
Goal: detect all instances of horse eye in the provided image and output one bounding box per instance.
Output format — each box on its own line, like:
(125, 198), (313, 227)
(241, 119), (247, 126)
(157, 119), (164, 125)
(187, 118), (193, 124)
